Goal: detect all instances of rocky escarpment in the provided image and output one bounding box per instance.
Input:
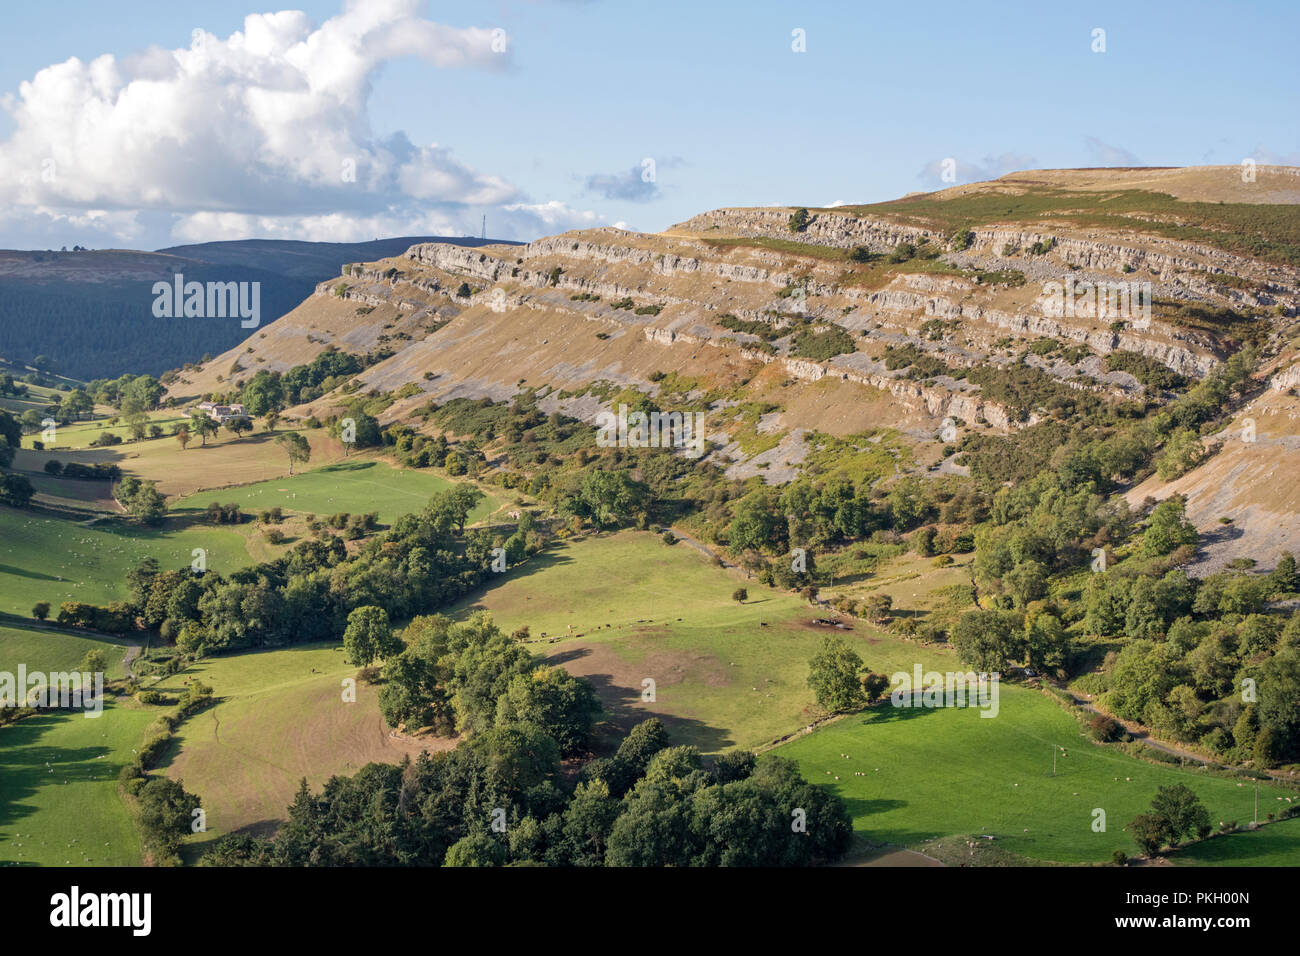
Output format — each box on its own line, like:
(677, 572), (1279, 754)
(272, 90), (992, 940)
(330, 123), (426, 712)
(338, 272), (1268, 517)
(675, 207), (1300, 296)
(283, 212), (1242, 438)
(400, 230), (1226, 377)
(341, 243), (1216, 383)
(177, 169), (1297, 486)
(1270, 360), (1300, 392)
(639, 324), (1018, 429)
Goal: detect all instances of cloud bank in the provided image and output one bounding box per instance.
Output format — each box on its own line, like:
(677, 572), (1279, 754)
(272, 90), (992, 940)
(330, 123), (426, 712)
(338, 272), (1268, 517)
(0, 0), (603, 247)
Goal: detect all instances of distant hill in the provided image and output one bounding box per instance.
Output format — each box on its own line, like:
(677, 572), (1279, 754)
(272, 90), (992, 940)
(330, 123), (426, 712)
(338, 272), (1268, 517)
(0, 235), (520, 380)
(156, 236), (514, 280)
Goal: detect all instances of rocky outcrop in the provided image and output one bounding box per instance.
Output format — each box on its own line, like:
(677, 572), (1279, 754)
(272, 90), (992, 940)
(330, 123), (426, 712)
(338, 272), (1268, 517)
(641, 326), (1018, 429)
(675, 206), (1300, 292)
(1270, 361), (1300, 392)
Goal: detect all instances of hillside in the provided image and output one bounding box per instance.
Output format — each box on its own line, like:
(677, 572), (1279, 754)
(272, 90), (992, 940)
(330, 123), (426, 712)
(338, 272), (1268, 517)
(9, 165), (1300, 872)
(1127, 347), (1300, 573)
(168, 164), (1300, 550)
(156, 236), (517, 280)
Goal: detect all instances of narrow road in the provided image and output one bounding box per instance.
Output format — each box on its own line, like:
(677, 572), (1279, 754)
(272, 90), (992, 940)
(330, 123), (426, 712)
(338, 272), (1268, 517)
(122, 644), (142, 680)
(1064, 689), (1223, 767)
(666, 526), (739, 570)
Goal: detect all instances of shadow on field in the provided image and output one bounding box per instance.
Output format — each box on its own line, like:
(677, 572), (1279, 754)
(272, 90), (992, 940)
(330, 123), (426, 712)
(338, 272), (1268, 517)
(839, 795), (909, 818)
(150, 510), (234, 532)
(851, 702), (944, 726)
(316, 460), (379, 474)
(0, 563), (63, 582)
(545, 647), (591, 667)
(827, 571), (874, 587)
(1163, 816), (1300, 865)
(545, 646), (733, 756)
(0, 710), (123, 847)
(453, 546), (578, 613)
(0, 613), (139, 650)
(887, 608), (926, 622)
(177, 816), (288, 863)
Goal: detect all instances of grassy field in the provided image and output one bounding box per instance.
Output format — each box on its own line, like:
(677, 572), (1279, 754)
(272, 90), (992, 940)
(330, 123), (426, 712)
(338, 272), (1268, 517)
(23, 411), (190, 451)
(0, 697), (155, 867)
(0, 623), (137, 679)
(14, 427), (351, 499)
(152, 644), (449, 849)
(823, 550), (976, 621)
(0, 505), (249, 618)
(0, 380), (71, 419)
(172, 459), (503, 526)
(1165, 816), (1300, 866)
(772, 685), (1299, 864)
(450, 531), (954, 752)
(16, 469), (121, 511)
(0, 452), (503, 863)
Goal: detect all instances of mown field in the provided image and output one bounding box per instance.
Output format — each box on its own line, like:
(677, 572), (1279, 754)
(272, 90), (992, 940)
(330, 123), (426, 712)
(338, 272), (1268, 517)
(16, 469), (120, 511)
(0, 380), (72, 419)
(450, 531), (954, 752)
(772, 685), (1299, 865)
(1166, 815), (1300, 866)
(23, 411), (189, 451)
(15, 426), (350, 499)
(0, 696), (154, 867)
(153, 644), (449, 850)
(0, 623), (136, 680)
(173, 459), (503, 526)
(0, 505), (249, 619)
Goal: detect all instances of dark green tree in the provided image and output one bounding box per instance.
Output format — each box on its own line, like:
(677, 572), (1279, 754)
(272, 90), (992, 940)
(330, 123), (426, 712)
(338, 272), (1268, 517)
(807, 636), (865, 713)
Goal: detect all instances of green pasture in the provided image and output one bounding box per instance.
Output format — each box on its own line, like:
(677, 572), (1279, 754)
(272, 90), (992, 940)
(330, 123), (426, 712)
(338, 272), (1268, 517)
(773, 685), (1298, 864)
(173, 459), (502, 525)
(0, 505), (249, 618)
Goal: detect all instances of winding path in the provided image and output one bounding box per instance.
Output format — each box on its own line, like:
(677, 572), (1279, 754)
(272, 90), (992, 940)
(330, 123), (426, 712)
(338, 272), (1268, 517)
(122, 643), (142, 680)
(1063, 688), (1225, 767)
(666, 526), (739, 570)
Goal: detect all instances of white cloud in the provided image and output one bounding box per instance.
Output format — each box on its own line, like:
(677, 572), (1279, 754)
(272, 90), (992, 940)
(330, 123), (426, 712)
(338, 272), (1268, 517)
(0, 0), (600, 247)
(173, 199), (605, 244)
(503, 200), (602, 231)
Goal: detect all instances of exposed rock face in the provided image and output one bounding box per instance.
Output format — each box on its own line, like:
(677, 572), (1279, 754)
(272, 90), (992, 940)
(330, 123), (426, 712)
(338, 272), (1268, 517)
(174, 173), (1300, 486)
(1271, 361), (1300, 392)
(275, 211), (1256, 445)
(674, 206), (1300, 292)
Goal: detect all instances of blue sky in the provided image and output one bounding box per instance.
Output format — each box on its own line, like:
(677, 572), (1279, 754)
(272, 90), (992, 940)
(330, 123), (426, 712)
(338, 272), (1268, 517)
(0, 0), (1295, 249)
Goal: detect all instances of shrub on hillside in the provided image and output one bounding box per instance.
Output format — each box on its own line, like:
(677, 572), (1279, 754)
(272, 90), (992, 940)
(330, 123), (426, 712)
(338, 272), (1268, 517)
(1088, 714), (1124, 742)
